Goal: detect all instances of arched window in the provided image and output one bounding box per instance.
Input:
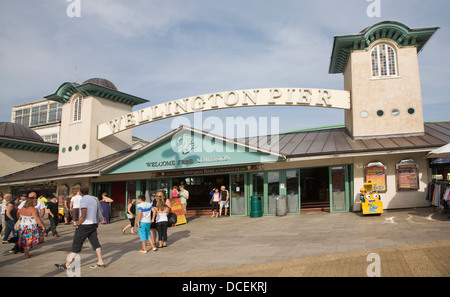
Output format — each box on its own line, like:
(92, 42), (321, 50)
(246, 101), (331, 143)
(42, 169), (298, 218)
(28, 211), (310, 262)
(371, 44), (397, 77)
(73, 96), (83, 122)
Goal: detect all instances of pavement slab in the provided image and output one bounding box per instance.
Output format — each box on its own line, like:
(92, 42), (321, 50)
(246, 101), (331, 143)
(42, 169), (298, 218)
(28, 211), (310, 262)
(1, 207), (450, 277)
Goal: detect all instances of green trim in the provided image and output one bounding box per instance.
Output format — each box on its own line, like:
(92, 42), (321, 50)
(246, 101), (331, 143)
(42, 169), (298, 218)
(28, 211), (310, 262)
(263, 171), (269, 215)
(329, 21), (439, 74)
(0, 138), (59, 154)
(349, 165), (354, 212)
(45, 82), (149, 106)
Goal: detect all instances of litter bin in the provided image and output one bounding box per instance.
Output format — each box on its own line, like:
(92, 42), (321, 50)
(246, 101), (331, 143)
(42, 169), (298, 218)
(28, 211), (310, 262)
(250, 195), (262, 218)
(276, 195), (287, 216)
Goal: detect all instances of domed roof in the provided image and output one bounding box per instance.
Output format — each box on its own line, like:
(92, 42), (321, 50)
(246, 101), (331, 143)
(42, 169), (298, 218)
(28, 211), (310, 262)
(82, 78), (118, 91)
(0, 122), (44, 143)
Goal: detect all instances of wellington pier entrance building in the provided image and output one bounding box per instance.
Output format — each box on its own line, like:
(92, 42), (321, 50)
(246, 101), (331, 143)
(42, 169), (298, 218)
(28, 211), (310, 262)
(1, 21), (449, 218)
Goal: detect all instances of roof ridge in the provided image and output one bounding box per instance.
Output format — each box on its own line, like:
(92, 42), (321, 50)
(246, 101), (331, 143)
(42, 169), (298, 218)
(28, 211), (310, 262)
(281, 124), (345, 135)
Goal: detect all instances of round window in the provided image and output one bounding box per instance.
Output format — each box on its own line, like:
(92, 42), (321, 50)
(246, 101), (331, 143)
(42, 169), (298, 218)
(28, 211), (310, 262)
(360, 110), (369, 118)
(377, 110), (384, 117)
(408, 108), (415, 115)
(392, 109), (400, 116)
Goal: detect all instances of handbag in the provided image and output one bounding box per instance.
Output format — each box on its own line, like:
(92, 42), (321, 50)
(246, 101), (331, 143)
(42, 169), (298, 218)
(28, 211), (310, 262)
(168, 212), (177, 226)
(95, 198), (104, 223)
(14, 219), (21, 231)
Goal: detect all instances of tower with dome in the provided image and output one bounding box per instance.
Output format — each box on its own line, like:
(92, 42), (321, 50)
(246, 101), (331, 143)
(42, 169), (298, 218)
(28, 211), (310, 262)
(45, 77), (148, 168)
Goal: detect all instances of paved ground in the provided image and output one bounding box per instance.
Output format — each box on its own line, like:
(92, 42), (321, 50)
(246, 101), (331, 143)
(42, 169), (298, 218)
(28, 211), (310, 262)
(1, 207), (450, 277)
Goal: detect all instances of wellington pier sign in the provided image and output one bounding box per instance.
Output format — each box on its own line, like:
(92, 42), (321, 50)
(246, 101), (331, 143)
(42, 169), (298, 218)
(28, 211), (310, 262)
(97, 88), (350, 139)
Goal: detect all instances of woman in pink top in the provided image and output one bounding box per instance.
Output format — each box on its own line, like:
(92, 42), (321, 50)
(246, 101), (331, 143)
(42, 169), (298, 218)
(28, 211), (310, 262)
(171, 186), (180, 198)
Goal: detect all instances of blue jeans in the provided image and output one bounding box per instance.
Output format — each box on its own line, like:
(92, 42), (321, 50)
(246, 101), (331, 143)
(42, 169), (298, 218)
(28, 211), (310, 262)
(3, 220), (17, 241)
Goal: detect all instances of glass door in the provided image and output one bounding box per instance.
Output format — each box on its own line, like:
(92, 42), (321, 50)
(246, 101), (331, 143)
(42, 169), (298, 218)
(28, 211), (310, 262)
(251, 172), (265, 215)
(267, 171), (280, 214)
(147, 179), (158, 202)
(159, 179), (171, 199)
(286, 169), (300, 213)
(230, 174), (246, 215)
(330, 166), (349, 212)
(93, 182), (110, 199)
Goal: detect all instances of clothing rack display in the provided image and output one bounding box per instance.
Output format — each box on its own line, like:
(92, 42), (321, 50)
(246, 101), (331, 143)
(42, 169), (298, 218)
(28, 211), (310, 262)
(426, 180), (450, 210)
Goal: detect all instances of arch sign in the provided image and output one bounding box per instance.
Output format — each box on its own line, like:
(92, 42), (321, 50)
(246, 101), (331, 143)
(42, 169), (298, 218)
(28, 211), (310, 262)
(97, 88), (350, 139)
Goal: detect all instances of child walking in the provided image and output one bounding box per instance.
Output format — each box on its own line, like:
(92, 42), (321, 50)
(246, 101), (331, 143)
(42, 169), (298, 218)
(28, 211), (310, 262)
(136, 195), (157, 253)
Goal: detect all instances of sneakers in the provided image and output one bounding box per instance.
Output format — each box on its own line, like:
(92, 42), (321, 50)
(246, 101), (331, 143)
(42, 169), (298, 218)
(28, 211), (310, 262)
(139, 247), (157, 253)
(54, 263), (68, 270)
(55, 263), (106, 270)
(45, 231), (60, 238)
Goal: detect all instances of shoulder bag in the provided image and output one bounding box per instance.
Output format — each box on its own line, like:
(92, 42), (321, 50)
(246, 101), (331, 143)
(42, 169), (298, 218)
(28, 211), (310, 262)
(168, 212), (177, 226)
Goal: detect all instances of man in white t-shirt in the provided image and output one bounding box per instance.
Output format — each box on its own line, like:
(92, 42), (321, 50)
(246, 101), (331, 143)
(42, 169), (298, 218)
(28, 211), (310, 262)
(55, 185), (105, 271)
(18, 192), (46, 218)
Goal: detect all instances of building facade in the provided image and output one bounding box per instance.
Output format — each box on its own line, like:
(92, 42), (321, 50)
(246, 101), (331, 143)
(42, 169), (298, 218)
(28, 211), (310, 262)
(11, 99), (62, 143)
(1, 21), (448, 218)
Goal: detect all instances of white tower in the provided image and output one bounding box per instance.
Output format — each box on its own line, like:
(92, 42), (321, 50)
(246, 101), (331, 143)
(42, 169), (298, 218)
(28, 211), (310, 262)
(329, 21), (439, 139)
(45, 78), (148, 168)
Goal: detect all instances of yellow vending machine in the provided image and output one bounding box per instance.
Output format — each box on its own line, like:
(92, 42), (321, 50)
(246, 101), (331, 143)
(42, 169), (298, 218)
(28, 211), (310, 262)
(361, 181), (383, 215)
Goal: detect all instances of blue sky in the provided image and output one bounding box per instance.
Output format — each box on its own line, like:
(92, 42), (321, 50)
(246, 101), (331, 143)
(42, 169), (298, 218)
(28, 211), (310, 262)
(0, 0), (449, 141)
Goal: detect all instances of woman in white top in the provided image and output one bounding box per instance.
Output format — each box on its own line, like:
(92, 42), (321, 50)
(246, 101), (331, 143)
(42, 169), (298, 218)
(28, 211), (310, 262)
(155, 199), (170, 248)
(17, 197), (46, 259)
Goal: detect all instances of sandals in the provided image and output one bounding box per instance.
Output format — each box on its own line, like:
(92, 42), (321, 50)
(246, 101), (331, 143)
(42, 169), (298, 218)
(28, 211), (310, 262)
(122, 229), (136, 235)
(90, 263), (106, 269)
(140, 247), (157, 253)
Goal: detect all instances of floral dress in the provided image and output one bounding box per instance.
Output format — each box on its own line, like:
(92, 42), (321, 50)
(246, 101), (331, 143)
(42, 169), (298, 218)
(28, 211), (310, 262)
(18, 215), (44, 248)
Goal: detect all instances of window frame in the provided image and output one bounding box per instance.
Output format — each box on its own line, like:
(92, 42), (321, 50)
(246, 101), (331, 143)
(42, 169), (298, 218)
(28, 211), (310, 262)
(30, 106), (40, 126)
(72, 96), (83, 123)
(370, 43), (398, 78)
